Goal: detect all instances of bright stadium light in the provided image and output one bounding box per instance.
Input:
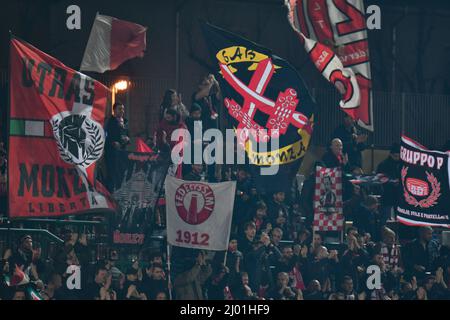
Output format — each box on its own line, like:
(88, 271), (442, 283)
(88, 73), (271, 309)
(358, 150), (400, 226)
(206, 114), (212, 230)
(114, 80), (129, 91)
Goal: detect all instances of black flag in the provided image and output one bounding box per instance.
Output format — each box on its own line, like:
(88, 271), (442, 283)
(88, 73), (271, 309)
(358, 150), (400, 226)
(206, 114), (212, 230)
(397, 136), (450, 228)
(201, 23), (315, 194)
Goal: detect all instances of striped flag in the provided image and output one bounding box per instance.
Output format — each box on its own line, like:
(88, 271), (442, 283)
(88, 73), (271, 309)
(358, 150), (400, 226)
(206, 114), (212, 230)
(285, 0), (373, 131)
(80, 14), (147, 73)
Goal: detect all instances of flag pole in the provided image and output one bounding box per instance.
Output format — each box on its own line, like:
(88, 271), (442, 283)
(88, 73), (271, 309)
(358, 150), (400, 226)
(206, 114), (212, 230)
(166, 242), (173, 300)
(6, 30), (12, 222)
(223, 250), (228, 267)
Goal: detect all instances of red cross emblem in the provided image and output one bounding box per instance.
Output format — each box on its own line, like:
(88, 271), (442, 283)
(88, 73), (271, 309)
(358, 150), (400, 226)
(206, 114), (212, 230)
(220, 58), (309, 146)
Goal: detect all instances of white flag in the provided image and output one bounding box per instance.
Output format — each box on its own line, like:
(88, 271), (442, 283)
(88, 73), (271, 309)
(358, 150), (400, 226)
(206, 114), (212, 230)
(80, 14), (147, 73)
(165, 176), (236, 251)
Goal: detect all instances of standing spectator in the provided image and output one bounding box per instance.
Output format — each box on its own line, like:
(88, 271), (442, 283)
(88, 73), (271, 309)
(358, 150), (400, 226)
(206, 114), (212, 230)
(331, 113), (368, 168)
(239, 222), (257, 258)
(322, 138), (349, 170)
(268, 272), (300, 300)
(155, 108), (187, 151)
(403, 226), (440, 280)
(184, 164), (204, 181)
(336, 276), (359, 300)
(192, 74), (221, 130)
(173, 250), (212, 300)
(123, 267), (147, 300)
(267, 191), (290, 239)
(226, 236), (243, 280)
(7, 235), (43, 285)
(353, 196), (383, 242)
(141, 263), (168, 300)
(377, 143), (401, 222)
(231, 272), (258, 300)
(159, 89), (189, 122)
(104, 102), (130, 190)
(377, 143), (401, 179)
(270, 228), (283, 250)
(85, 265), (108, 300)
(380, 227), (402, 273)
(304, 279), (326, 300)
(339, 234), (369, 292)
(251, 201), (270, 233)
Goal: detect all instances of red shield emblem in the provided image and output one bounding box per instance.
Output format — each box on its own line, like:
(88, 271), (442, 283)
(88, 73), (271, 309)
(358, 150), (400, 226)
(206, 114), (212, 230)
(175, 183), (215, 225)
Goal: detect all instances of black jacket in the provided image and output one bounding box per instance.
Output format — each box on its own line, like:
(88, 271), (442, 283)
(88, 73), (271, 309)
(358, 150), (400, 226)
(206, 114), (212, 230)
(332, 124), (366, 168)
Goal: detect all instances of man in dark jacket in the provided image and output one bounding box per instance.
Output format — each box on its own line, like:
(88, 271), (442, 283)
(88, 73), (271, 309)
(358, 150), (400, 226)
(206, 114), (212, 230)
(402, 226), (440, 281)
(331, 113), (368, 168)
(322, 138), (350, 172)
(105, 102), (130, 190)
(377, 143), (401, 179)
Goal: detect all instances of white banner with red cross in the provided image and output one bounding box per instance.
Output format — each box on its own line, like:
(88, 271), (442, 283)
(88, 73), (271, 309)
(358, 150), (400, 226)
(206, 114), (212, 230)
(165, 176), (236, 251)
(313, 166), (344, 231)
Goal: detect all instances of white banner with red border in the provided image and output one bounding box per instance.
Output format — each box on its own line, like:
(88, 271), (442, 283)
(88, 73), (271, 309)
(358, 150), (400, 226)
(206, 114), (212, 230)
(165, 176), (236, 251)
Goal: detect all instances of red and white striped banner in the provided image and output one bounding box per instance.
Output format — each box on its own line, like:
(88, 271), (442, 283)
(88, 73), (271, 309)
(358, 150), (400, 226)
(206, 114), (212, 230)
(313, 166), (344, 231)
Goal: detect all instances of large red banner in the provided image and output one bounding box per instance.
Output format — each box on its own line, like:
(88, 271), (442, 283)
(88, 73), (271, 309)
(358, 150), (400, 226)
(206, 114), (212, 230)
(287, 0), (373, 131)
(8, 37), (115, 218)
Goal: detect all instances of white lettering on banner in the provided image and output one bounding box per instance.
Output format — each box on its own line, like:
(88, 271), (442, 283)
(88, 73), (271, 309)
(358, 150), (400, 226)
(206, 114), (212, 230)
(400, 146), (444, 170)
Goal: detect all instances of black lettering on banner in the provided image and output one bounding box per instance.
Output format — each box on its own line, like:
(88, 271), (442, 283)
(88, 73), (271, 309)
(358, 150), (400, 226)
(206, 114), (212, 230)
(221, 50), (229, 63)
(57, 167), (71, 198)
(68, 168), (86, 195)
(59, 203), (65, 213)
(65, 73), (81, 102)
(231, 47), (243, 60)
(246, 48), (256, 60)
(18, 163), (39, 197)
(70, 202), (76, 210)
(28, 203), (35, 213)
(37, 62), (52, 94)
(49, 67), (67, 99)
(48, 202), (55, 213)
(41, 165), (55, 197)
(80, 197), (87, 207)
(82, 79), (95, 105)
(22, 58), (34, 87)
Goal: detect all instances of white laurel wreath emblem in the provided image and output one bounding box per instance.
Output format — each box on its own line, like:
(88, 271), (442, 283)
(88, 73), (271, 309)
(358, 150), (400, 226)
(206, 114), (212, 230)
(51, 114), (104, 169)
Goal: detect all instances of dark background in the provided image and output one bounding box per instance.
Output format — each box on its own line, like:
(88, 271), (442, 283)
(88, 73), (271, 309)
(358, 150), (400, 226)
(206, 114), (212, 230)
(0, 0), (449, 148)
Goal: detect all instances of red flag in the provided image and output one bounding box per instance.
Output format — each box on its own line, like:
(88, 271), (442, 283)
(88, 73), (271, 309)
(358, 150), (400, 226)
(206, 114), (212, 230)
(80, 14), (147, 73)
(286, 0), (373, 131)
(135, 137), (153, 153)
(8, 37), (115, 218)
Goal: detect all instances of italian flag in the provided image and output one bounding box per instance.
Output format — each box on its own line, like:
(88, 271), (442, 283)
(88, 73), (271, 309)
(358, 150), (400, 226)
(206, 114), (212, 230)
(10, 119), (54, 138)
(80, 13), (147, 73)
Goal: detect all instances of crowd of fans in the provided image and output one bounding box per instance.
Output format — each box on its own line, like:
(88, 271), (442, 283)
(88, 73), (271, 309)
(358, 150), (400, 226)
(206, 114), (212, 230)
(1, 74), (450, 300)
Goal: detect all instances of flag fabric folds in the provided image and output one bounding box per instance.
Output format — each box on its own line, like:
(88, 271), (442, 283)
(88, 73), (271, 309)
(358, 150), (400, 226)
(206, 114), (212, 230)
(80, 14), (147, 73)
(201, 22), (315, 195)
(8, 37), (115, 218)
(165, 176), (236, 251)
(285, 0), (373, 131)
(397, 136), (450, 228)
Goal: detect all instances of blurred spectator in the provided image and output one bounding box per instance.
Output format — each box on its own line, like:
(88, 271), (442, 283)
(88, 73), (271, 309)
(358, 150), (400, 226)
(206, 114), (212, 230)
(403, 226), (440, 280)
(322, 138), (349, 171)
(173, 250), (212, 300)
(159, 89), (189, 122)
(104, 102), (130, 190)
(331, 113), (368, 168)
(192, 74), (221, 130)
